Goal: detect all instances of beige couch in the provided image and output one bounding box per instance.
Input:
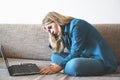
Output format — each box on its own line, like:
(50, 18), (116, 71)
(0, 24), (120, 80)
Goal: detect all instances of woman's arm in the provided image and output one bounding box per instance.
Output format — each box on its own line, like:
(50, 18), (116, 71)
(59, 21), (89, 68)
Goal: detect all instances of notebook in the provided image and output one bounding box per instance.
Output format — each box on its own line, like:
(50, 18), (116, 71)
(0, 45), (40, 76)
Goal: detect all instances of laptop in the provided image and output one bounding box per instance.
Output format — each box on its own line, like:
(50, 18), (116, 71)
(0, 45), (40, 76)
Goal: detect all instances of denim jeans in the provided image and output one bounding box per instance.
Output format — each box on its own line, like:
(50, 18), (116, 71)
(51, 52), (105, 76)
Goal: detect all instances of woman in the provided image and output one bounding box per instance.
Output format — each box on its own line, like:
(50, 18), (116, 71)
(40, 11), (117, 76)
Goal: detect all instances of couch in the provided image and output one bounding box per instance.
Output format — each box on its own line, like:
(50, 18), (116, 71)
(0, 24), (120, 80)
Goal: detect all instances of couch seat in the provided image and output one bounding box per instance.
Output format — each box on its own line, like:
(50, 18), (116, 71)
(0, 58), (120, 80)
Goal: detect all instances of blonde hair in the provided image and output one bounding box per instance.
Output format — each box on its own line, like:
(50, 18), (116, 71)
(42, 11), (74, 53)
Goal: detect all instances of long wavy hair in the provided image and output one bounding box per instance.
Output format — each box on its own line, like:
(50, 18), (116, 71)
(42, 11), (74, 53)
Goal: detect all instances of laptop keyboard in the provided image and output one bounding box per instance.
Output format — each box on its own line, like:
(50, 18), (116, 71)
(9, 64), (40, 75)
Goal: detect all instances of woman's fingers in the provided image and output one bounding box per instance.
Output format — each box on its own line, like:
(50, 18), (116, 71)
(40, 67), (55, 75)
(40, 63), (63, 75)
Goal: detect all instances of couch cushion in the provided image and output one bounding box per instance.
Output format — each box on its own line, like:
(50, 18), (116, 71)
(0, 24), (52, 60)
(93, 24), (120, 64)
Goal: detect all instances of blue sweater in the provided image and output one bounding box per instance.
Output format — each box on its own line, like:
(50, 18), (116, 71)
(59, 18), (117, 73)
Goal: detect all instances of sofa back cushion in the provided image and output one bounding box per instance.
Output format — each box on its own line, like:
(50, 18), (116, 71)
(0, 24), (120, 64)
(94, 24), (120, 64)
(0, 24), (52, 60)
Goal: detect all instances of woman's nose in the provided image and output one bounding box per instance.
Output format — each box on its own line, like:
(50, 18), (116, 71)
(48, 29), (54, 34)
(48, 30), (51, 33)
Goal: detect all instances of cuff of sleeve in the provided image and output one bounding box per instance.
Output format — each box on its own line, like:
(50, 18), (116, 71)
(59, 62), (66, 68)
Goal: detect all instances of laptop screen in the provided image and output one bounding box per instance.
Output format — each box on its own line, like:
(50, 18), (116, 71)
(0, 45), (10, 69)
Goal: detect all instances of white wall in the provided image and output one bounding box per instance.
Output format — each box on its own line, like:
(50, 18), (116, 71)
(0, 0), (120, 24)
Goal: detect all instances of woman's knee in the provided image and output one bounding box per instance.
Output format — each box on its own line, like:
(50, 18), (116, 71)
(64, 58), (82, 76)
(51, 52), (60, 62)
(51, 52), (67, 65)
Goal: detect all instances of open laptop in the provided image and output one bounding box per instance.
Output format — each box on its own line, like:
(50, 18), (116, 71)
(0, 45), (40, 76)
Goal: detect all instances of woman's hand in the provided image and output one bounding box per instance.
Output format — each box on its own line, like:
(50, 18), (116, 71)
(49, 33), (57, 48)
(40, 63), (63, 75)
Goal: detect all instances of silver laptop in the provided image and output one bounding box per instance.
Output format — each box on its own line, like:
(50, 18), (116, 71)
(0, 45), (40, 76)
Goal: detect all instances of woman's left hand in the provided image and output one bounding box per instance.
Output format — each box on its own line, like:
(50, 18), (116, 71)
(40, 63), (63, 75)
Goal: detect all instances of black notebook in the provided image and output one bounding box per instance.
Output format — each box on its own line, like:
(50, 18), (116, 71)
(0, 45), (40, 76)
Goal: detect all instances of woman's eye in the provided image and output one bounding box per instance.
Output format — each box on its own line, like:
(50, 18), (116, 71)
(48, 26), (52, 29)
